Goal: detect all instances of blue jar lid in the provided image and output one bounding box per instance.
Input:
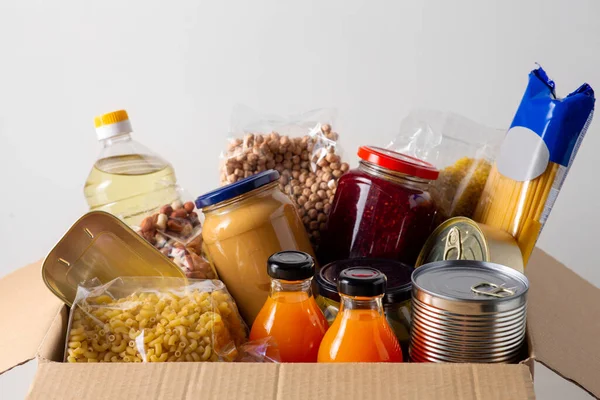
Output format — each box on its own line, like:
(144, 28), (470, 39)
(195, 170), (280, 209)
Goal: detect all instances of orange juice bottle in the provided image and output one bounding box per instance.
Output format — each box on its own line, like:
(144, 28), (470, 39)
(250, 251), (328, 362)
(318, 267), (403, 363)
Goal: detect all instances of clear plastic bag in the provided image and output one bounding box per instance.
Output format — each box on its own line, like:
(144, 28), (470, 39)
(132, 186), (218, 280)
(387, 109), (504, 223)
(219, 105), (350, 247)
(65, 277), (247, 363)
(235, 337), (281, 363)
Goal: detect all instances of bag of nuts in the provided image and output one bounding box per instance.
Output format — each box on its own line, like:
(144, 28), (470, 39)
(134, 193), (218, 280)
(220, 106), (349, 248)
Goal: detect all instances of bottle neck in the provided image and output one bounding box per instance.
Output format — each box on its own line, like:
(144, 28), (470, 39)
(99, 133), (132, 148)
(339, 294), (385, 315)
(270, 278), (313, 297)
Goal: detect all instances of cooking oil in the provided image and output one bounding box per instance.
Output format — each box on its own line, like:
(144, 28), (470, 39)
(84, 110), (179, 227)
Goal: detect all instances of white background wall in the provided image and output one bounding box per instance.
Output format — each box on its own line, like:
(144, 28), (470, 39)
(1, 0), (598, 398)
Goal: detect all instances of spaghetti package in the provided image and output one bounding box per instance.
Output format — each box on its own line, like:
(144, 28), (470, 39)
(474, 65), (595, 264)
(388, 110), (504, 223)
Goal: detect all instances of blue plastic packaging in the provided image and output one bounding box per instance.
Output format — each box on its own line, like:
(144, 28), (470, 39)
(510, 65), (595, 167)
(475, 65), (595, 264)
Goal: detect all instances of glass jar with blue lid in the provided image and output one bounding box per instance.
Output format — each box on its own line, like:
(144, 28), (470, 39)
(196, 170), (315, 324)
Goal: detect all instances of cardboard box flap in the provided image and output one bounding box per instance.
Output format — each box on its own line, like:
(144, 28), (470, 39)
(527, 248), (600, 398)
(28, 362), (535, 400)
(0, 260), (64, 375)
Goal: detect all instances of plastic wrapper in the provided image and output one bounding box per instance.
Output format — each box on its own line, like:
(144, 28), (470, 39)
(65, 277), (247, 363)
(132, 185), (218, 280)
(235, 337), (281, 363)
(219, 105), (349, 248)
(387, 110), (504, 223)
(474, 65), (595, 265)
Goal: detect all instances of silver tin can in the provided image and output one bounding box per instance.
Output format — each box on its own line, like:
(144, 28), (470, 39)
(409, 260), (528, 363)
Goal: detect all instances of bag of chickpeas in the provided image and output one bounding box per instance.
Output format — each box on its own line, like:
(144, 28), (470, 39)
(65, 277), (247, 363)
(220, 105), (350, 248)
(387, 109), (504, 224)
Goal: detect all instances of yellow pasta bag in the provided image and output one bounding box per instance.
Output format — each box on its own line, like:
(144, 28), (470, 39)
(387, 109), (503, 223)
(65, 277), (248, 363)
(474, 65), (595, 265)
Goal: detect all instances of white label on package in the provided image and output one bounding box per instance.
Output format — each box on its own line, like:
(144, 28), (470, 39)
(497, 126), (549, 182)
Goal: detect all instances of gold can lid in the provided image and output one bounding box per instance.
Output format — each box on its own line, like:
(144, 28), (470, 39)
(42, 211), (186, 306)
(415, 217), (490, 267)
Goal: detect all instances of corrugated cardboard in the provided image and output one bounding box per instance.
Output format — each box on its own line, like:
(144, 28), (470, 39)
(28, 362), (535, 400)
(0, 261), (63, 375)
(0, 248), (598, 400)
(527, 250), (600, 397)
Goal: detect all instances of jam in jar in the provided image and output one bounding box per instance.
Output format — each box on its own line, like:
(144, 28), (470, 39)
(318, 146), (438, 266)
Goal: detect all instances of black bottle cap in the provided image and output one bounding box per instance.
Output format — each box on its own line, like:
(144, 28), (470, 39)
(337, 267), (387, 297)
(316, 258), (412, 304)
(267, 251), (315, 281)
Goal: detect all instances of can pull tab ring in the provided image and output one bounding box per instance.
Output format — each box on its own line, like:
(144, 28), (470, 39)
(471, 282), (515, 298)
(443, 227), (463, 260)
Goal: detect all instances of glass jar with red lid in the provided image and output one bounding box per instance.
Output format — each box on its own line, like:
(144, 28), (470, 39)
(318, 146), (439, 266)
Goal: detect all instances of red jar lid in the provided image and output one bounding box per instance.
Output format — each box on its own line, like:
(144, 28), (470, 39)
(357, 146), (439, 180)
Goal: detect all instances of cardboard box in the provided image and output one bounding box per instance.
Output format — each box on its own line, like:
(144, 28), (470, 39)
(1, 249), (598, 400)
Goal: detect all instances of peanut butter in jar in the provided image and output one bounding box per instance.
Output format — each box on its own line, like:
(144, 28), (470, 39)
(196, 170), (315, 324)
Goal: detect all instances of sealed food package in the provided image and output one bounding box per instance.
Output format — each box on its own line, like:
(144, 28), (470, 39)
(387, 110), (504, 223)
(197, 171), (316, 325)
(85, 109), (181, 228)
(249, 251), (328, 363)
(410, 261), (528, 364)
(474, 65), (595, 264)
(317, 147), (438, 266)
(132, 186), (218, 280)
(220, 105), (349, 247)
(65, 277), (247, 363)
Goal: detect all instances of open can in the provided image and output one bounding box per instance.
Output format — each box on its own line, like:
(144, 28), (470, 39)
(415, 216), (524, 272)
(42, 211), (186, 305)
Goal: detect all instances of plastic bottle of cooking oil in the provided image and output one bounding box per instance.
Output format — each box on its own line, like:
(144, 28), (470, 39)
(84, 110), (179, 226)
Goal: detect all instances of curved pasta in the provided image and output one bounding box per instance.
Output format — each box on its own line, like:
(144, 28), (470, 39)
(65, 284), (247, 363)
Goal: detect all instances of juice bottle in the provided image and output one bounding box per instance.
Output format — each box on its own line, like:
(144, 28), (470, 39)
(318, 267), (403, 363)
(84, 110), (179, 227)
(249, 251), (328, 362)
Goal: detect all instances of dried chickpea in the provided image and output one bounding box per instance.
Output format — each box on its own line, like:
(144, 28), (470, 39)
(220, 125), (348, 247)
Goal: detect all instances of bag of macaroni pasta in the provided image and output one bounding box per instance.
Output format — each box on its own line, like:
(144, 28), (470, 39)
(474, 65), (595, 265)
(387, 109), (504, 223)
(220, 105), (350, 247)
(65, 277), (247, 363)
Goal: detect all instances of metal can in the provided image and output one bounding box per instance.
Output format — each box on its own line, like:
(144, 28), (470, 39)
(409, 260), (528, 363)
(415, 217), (524, 273)
(42, 211), (186, 306)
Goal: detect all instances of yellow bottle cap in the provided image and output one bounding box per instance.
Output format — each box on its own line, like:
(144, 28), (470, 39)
(94, 110), (130, 128)
(93, 109), (133, 140)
